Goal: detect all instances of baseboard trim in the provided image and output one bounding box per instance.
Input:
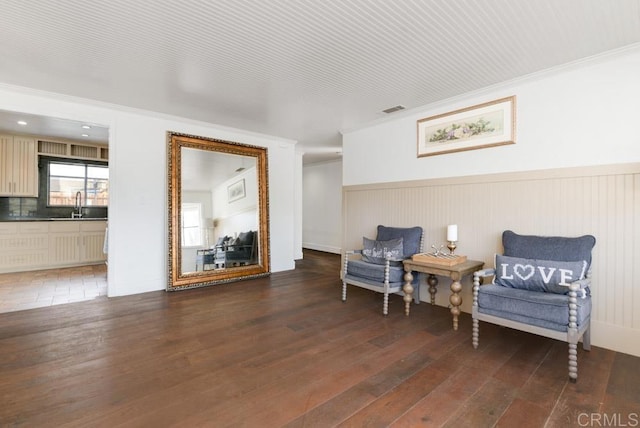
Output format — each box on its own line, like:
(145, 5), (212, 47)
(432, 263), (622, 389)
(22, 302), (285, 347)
(591, 320), (640, 357)
(302, 243), (341, 254)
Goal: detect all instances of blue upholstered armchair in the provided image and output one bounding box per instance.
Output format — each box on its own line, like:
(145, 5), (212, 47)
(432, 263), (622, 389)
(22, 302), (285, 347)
(342, 225), (424, 315)
(214, 231), (257, 268)
(472, 230), (596, 382)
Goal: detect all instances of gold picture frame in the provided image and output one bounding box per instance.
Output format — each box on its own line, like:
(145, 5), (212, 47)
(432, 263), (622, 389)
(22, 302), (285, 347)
(417, 96), (516, 157)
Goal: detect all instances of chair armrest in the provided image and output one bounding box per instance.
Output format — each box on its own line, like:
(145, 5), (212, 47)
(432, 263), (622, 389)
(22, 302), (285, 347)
(227, 244), (253, 251)
(567, 278), (591, 291)
(559, 278), (592, 298)
(343, 250), (361, 278)
(474, 268), (496, 278)
(472, 268), (495, 305)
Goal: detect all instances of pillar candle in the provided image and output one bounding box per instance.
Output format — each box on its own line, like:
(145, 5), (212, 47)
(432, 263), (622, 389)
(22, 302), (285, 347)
(447, 224), (458, 241)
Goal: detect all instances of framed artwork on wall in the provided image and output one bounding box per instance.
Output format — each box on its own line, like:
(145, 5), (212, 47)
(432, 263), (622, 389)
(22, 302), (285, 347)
(417, 96), (516, 157)
(228, 178), (246, 203)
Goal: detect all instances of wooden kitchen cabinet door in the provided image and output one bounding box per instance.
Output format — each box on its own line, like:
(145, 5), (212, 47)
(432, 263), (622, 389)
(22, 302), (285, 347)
(0, 135), (38, 197)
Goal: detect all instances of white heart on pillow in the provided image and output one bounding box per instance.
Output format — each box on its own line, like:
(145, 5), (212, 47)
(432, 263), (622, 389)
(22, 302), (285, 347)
(514, 264), (535, 280)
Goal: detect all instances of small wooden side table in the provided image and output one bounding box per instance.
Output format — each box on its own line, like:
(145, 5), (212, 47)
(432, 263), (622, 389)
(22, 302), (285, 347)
(402, 258), (484, 330)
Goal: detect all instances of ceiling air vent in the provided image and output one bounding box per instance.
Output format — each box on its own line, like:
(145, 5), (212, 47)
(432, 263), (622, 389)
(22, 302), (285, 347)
(382, 105), (405, 114)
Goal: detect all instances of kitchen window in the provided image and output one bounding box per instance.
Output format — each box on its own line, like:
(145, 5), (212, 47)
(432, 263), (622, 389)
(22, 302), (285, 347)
(48, 160), (109, 206)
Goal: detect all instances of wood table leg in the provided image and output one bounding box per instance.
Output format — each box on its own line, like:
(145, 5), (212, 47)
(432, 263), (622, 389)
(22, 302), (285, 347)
(449, 279), (463, 330)
(427, 274), (438, 305)
(403, 270), (413, 316)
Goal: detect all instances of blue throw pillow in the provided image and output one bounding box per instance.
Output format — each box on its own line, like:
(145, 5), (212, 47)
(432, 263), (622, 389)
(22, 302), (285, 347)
(362, 237), (404, 265)
(494, 254), (587, 294)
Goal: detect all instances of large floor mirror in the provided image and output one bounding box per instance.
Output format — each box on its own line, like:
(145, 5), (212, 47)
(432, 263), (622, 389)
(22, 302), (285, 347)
(167, 132), (270, 290)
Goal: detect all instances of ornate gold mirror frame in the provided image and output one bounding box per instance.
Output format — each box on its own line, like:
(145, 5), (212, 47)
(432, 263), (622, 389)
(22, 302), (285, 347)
(167, 132), (270, 290)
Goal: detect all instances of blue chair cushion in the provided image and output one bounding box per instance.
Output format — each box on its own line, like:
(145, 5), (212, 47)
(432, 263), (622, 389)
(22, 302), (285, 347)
(477, 284), (591, 332)
(502, 230), (596, 268)
(346, 259), (405, 284)
(376, 225), (423, 258)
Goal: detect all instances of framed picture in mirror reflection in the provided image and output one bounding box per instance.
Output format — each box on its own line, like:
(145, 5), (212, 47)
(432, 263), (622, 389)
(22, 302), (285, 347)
(228, 178), (246, 203)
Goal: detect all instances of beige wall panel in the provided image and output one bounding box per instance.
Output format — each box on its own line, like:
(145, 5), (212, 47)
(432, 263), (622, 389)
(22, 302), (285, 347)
(343, 163), (640, 355)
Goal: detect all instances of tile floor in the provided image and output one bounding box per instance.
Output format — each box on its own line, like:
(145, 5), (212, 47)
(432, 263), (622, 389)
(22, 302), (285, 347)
(0, 264), (107, 313)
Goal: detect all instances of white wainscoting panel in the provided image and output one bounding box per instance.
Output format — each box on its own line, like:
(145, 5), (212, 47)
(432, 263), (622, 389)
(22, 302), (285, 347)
(342, 163), (640, 356)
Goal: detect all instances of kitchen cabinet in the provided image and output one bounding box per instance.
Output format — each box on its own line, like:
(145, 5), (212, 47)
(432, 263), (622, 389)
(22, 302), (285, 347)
(0, 135), (38, 197)
(48, 222), (81, 265)
(37, 139), (108, 161)
(48, 221), (107, 266)
(80, 221), (108, 263)
(0, 222), (49, 272)
(0, 220), (107, 273)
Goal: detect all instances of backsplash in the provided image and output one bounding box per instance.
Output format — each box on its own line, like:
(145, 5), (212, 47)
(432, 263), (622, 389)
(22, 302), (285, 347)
(0, 197), (107, 220)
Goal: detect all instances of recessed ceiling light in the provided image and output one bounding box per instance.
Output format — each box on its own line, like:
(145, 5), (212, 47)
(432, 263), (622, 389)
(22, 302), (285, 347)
(81, 125), (91, 129)
(17, 120), (27, 126)
(81, 133), (89, 137)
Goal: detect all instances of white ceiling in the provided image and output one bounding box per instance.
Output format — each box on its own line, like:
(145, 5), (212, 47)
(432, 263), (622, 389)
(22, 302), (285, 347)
(1, 0), (639, 163)
(182, 146), (255, 192)
(0, 109), (109, 144)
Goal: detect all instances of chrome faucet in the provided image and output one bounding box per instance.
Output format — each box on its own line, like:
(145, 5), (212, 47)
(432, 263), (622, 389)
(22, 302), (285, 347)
(72, 191), (83, 218)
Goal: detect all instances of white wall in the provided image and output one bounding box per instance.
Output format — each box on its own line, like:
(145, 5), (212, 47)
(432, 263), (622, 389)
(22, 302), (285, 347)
(0, 84), (298, 297)
(341, 45), (640, 357)
(294, 152), (304, 260)
(211, 166), (259, 244)
(302, 159), (342, 254)
(212, 166), (257, 221)
(343, 45), (640, 185)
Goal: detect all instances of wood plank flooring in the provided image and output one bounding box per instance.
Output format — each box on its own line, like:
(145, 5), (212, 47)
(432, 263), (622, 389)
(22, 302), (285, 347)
(0, 250), (638, 427)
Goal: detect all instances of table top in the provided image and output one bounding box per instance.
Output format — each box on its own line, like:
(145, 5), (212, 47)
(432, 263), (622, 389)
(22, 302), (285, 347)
(403, 257), (484, 277)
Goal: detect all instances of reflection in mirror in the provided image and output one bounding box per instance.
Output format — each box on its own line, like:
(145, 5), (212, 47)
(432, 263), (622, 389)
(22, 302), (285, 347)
(181, 149), (258, 274)
(168, 132), (270, 290)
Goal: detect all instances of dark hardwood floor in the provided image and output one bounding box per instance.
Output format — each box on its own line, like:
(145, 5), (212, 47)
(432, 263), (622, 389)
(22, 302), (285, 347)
(0, 250), (638, 427)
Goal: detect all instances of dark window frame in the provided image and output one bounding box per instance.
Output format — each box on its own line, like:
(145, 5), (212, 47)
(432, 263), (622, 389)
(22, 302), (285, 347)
(42, 156), (109, 208)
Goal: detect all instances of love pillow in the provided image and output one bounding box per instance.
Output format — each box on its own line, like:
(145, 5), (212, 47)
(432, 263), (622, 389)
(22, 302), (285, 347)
(493, 254), (588, 294)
